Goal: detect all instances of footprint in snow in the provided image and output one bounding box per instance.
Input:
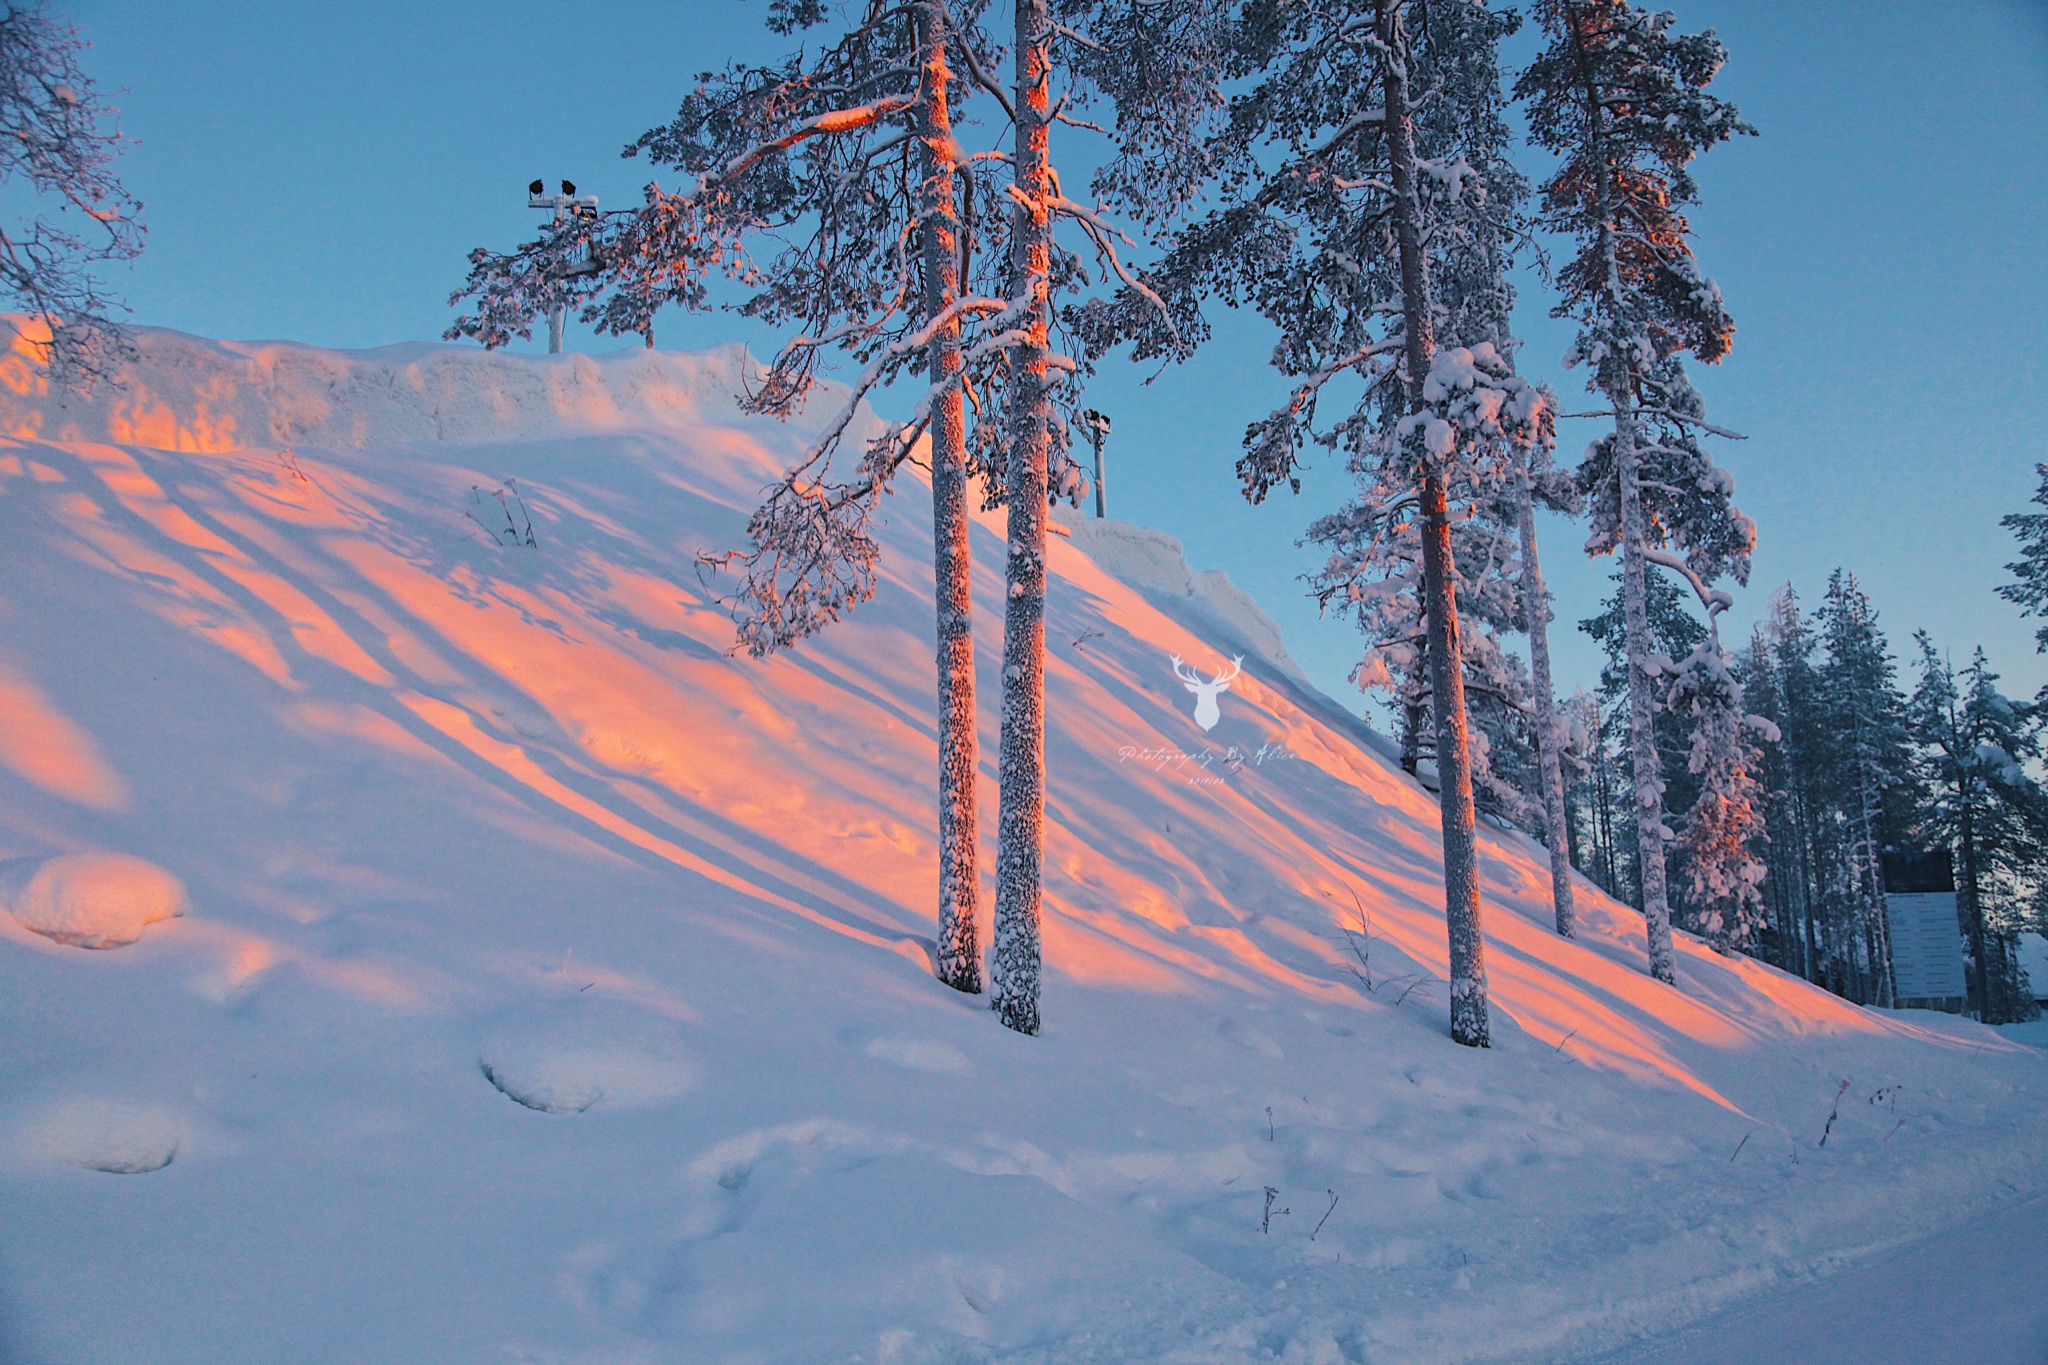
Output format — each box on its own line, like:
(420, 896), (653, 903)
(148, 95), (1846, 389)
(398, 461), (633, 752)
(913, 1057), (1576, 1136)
(15, 1097), (189, 1174)
(477, 997), (698, 1115)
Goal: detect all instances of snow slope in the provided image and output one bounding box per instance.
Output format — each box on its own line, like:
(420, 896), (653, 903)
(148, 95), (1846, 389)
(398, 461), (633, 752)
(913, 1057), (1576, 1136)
(0, 325), (2041, 1364)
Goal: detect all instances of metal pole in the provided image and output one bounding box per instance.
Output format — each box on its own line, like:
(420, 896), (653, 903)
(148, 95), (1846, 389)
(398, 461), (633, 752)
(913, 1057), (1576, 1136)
(1092, 426), (1106, 517)
(528, 179), (598, 356)
(547, 201), (565, 355)
(1082, 408), (1110, 518)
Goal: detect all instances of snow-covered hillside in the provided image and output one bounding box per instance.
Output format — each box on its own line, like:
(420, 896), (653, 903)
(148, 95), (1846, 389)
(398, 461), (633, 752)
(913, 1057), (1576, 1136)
(0, 326), (2040, 1364)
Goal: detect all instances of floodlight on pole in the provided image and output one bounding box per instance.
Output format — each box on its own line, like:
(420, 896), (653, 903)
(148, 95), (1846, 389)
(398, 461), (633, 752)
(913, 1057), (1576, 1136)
(1081, 408), (1111, 518)
(528, 177), (600, 354)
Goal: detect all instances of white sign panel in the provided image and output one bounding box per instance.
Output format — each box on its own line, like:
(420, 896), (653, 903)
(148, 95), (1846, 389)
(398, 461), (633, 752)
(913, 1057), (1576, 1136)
(1886, 892), (1968, 999)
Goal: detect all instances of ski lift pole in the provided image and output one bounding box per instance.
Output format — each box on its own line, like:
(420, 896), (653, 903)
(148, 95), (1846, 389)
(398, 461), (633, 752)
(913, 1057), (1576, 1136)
(527, 179), (600, 353)
(1081, 408), (1111, 518)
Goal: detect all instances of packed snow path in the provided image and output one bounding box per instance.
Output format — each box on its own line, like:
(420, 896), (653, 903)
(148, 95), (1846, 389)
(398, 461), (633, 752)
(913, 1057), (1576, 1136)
(0, 327), (2040, 1363)
(1597, 1190), (2048, 1363)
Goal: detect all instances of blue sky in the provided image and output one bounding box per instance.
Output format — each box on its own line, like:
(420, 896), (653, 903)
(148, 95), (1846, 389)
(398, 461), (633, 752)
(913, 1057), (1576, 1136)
(61, 0), (2048, 717)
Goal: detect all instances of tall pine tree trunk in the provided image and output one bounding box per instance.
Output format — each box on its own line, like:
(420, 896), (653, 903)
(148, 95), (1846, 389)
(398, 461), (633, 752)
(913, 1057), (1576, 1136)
(1960, 796), (1990, 1020)
(1617, 433), (1677, 983)
(916, 0), (982, 995)
(990, 0), (1053, 1036)
(1400, 697), (1424, 776)
(1583, 36), (1675, 985)
(1519, 484), (1576, 938)
(1855, 766), (1892, 1007)
(1380, 0), (1488, 1047)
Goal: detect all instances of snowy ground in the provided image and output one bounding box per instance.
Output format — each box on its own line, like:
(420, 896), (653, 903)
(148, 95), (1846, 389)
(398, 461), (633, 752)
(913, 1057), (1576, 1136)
(1602, 1186), (2048, 1363)
(0, 327), (2042, 1364)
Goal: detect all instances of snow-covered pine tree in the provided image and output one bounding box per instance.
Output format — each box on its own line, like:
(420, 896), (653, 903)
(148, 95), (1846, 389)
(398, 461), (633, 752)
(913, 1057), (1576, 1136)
(1517, 448), (1582, 936)
(1580, 568), (1706, 909)
(1315, 509), (1536, 829)
(1742, 609), (1808, 976)
(446, 0), (1012, 997)
(1908, 640), (2044, 1023)
(1746, 588), (1841, 983)
(1100, 0), (1535, 1047)
(1402, 0), (1582, 937)
(1518, 1), (1754, 985)
(984, 0), (1228, 1036)
(1559, 689), (1615, 893)
(1814, 571), (1912, 1005)
(1321, 0), (1537, 1047)
(1998, 462), (2048, 654)
(987, 0), (1061, 1037)
(1665, 612), (1771, 956)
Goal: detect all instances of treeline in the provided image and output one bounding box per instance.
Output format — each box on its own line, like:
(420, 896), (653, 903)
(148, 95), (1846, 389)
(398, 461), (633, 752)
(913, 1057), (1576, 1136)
(1544, 555), (2047, 1024)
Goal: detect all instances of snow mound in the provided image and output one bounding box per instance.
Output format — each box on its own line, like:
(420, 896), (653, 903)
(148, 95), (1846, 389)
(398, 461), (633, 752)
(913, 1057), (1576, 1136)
(1058, 511), (1309, 683)
(18, 1097), (186, 1174)
(5, 852), (187, 948)
(478, 998), (699, 1115)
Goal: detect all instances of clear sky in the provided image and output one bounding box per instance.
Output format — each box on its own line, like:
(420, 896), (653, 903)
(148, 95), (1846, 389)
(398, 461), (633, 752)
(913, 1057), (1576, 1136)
(59, 0), (2048, 719)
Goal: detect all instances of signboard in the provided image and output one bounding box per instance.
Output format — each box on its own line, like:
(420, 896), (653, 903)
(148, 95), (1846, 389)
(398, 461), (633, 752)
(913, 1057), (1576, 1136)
(1886, 891), (1968, 1001)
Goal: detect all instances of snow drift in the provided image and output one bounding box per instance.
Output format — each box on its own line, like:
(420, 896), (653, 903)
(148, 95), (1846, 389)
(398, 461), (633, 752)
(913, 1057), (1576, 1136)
(0, 324), (2039, 1364)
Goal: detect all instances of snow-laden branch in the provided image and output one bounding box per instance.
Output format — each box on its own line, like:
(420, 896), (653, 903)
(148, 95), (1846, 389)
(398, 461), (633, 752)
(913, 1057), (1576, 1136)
(1643, 545), (1734, 620)
(714, 94), (919, 185)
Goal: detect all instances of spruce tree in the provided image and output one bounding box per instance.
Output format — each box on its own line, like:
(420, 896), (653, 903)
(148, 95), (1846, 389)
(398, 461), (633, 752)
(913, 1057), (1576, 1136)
(1580, 568), (1706, 908)
(1517, 0), (1755, 984)
(1909, 641), (2044, 1023)
(1667, 630), (1770, 955)
(1998, 462), (2048, 654)
(1814, 571), (1912, 1004)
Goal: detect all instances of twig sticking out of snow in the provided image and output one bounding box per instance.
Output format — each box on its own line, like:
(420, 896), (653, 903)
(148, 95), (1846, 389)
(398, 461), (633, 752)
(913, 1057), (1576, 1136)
(1311, 1190), (1339, 1241)
(466, 480), (538, 549)
(1261, 1186), (1290, 1234)
(1818, 1079), (1851, 1147)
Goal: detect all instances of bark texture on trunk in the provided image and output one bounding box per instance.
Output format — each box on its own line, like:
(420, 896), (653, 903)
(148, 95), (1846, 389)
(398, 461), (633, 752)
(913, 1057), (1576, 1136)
(1519, 486), (1576, 938)
(1576, 8), (1673, 987)
(916, 1), (983, 995)
(1380, 0), (1488, 1047)
(990, 0), (1053, 1036)
(1617, 428), (1677, 984)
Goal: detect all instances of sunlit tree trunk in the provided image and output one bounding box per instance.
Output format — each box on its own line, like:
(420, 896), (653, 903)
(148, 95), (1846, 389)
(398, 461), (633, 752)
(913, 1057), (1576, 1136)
(915, 0), (983, 995)
(1519, 485), (1576, 938)
(990, 0), (1054, 1036)
(1580, 19), (1674, 984)
(1380, 0), (1488, 1047)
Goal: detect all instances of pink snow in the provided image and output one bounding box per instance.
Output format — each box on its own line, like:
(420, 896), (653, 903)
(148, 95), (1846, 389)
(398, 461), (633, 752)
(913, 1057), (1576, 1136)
(0, 324), (2038, 1364)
